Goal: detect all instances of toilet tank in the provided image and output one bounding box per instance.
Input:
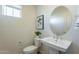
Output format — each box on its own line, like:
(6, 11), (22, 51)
(34, 38), (41, 47)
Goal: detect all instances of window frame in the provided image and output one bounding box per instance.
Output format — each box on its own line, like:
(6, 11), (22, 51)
(2, 5), (22, 18)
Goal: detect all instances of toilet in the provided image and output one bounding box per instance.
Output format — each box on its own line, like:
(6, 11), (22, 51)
(23, 38), (41, 54)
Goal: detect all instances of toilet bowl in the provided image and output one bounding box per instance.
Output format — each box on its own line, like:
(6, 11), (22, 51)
(23, 38), (41, 54)
(23, 45), (38, 54)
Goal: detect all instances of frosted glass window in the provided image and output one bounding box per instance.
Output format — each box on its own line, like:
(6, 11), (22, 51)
(2, 5), (22, 18)
(2, 5), (7, 15)
(6, 6), (13, 16)
(13, 9), (21, 17)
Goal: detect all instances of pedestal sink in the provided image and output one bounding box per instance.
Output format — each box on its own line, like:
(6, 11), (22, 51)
(40, 37), (72, 53)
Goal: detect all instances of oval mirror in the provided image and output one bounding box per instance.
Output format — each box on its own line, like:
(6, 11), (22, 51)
(49, 6), (72, 36)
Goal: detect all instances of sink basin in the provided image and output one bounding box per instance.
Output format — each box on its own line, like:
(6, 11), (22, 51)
(40, 37), (72, 52)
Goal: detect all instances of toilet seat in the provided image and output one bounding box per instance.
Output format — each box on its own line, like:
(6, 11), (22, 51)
(23, 38), (41, 54)
(23, 45), (38, 54)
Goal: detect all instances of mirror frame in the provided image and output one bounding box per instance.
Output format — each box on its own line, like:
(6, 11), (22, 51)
(49, 6), (73, 36)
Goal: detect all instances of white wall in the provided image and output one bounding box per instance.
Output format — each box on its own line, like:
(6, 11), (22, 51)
(36, 5), (79, 54)
(0, 5), (36, 53)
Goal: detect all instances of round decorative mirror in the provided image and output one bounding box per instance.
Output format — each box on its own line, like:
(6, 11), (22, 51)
(49, 6), (72, 36)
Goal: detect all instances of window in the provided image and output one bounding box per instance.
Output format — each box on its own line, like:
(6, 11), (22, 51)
(2, 5), (22, 18)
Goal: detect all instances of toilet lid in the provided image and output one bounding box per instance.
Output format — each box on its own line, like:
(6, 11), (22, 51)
(23, 45), (38, 52)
